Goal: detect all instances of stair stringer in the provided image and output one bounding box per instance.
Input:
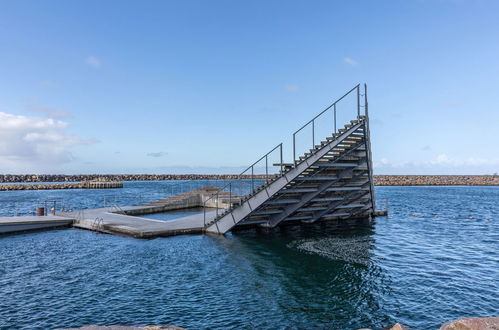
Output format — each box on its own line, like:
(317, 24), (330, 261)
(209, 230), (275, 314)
(204, 121), (365, 234)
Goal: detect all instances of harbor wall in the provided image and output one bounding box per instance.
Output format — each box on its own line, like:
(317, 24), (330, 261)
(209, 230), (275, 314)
(0, 174), (498, 186)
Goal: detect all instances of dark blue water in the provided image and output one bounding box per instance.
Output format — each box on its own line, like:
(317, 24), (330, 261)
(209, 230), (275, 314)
(0, 184), (498, 330)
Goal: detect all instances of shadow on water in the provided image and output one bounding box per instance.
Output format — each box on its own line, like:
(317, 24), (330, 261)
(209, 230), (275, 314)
(204, 219), (394, 329)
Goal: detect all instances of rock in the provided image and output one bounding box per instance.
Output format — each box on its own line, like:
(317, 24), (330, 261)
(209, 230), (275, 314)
(440, 317), (499, 330)
(383, 323), (409, 330)
(55, 326), (184, 330)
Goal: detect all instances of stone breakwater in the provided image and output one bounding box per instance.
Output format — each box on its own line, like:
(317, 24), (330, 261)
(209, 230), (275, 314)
(374, 175), (499, 186)
(0, 181), (123, 191)
(0, 174), (498, 186)
(0, 174), (271, 183)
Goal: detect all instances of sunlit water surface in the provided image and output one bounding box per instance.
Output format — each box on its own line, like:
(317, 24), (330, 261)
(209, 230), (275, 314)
(0, 183), (498, 329)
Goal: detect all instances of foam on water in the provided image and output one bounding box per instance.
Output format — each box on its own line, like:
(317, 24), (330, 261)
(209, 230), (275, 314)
(288, 236), (374, 266)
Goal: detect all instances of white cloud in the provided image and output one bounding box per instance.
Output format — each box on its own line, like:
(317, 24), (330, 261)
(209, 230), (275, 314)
(343, 57), (359, 67)
(85, 56), (102, 68)
(0, 112), (97, 172)
(285, 84), (300, 93)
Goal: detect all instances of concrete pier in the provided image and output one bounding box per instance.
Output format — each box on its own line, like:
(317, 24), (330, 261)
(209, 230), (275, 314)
(0, 215), (75, 234)
(0, 187), (238, 238)
(62, 187), (237, 238)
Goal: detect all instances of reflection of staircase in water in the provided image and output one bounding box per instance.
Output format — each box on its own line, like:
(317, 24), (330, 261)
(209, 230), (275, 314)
(204, 84), (380, 234)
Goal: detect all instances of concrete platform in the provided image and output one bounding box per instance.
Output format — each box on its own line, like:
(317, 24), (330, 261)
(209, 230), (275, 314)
(0, 215), (75, 234)
(66, 206), (217, 238)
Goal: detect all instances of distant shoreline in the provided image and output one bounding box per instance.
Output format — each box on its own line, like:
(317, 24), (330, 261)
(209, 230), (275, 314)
(0, 174), (498, 186)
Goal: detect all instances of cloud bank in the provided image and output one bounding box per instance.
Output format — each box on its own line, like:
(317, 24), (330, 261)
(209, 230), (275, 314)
(0, 112), (96, 172)
(374, 153), (499, 174)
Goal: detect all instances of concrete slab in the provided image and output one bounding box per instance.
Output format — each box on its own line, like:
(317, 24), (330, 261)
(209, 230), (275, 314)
(0, 215), (74, 234)
(64, 206), (218, 238)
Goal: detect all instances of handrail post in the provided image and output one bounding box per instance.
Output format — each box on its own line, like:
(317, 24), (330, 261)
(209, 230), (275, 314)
(251, 166), (254, 192)
(229, 183), (232, 210)
(312, 119), (315, 150)
(364, 83), (368, 117)
(280, 143), (283, 173)
(216, 192), (219, 218)
(356, 85), (360, 117)
(293, 133), (296, 165)
(203, 201), (206, 226)
(265, 154), (268, 181)
(334, 103), (337, 133)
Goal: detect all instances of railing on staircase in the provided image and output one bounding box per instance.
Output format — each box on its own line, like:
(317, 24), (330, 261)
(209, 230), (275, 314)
(203, 143), (283, 228)
(292, 84), (365, 164)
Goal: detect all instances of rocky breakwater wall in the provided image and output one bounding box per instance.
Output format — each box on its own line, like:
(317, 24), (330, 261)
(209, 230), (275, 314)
(2, 174), (498, 186)
(0, 174), (272, 183)
(374, 175), (499, 186)
(0, 180), (123, 191)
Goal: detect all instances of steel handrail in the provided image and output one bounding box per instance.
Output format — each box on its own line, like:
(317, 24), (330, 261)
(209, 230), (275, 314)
(203, 143), (283, 229)
(293, 84), (360, 135)
(293, 84), (362, 164)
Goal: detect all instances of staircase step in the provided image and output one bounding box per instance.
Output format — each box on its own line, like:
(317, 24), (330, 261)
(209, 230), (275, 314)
(311, 197), (343, 202)
(294, 176), (337, 181)
(265, 199), (301, 205)
(325, 186), (367, 192)
(273, 163), (294, 167)
(316, 162), (358, 167)
(252, 209), (283, 216)
(297, 206), (328, 212)
(279, 188), (318, 193)
(335, 203), (367, 209)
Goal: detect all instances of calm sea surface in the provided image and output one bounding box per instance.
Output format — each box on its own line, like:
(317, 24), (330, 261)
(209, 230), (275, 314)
(0, 182), (498, 330)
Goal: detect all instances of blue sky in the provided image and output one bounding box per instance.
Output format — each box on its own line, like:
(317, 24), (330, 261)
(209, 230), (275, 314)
(1, 0), (498, 174)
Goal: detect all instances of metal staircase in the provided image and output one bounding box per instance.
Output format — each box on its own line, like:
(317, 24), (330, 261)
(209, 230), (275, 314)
(204, 84), (376, 234)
